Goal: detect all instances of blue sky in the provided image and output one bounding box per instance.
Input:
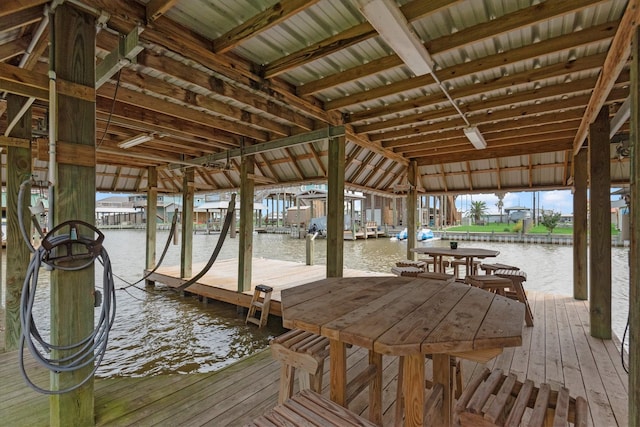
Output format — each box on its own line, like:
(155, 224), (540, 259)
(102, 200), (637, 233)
(455, 190), (574, 215)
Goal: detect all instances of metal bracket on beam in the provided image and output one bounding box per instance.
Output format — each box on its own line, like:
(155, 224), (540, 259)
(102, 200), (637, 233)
(96, 27), (144, 88)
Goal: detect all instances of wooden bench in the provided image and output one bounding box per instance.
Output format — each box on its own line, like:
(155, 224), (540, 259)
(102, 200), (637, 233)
(480, 263), (520, 274)
(420, 257), (449, 272)
(270, 329), (379, 419)
(245, 389), (378, 427)
(391, 266), (424, 277)
(454, 368), (588, 426)
(451, 259), (482, 277)
(270, 329), (329, 404)
(495, 269), (534, 327)
(395, 259), (426, 268)
(464, 275), (513, 296)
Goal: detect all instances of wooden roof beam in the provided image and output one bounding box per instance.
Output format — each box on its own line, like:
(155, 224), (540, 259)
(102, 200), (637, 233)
(0, 5), (43, 32)
(0, 62), (94, 101)
(350, 48), (609, 124)
(145, 0), (178, 23)
(168, 126), (345, 170)
(267, 0), (458, 79)
(306, 0), (610, 97)
(359, 74), (604, 134)
(105, 66), (292, 137)
(95, 98), (240, 149)
(388, 120), (583, 151)
(83, 0), (333, 124)
(96, 27), (144, 88)
(0, 0), (47, 18)
(400, 131), (577, 157)
(417, 140), (574, 166)
(370, 86), (628, 142)
(308, 142), (327, 177)
(129, 50), (314, 130)
(0, 36), (29, 62)
(573, 0), (640, 154)
(213, 0), (318, 54)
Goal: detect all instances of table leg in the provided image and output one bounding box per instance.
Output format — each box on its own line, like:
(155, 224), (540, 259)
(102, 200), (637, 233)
(369, 350), (383, 425)
(432, 354), (452, 426)
(329, 339), (347, 407)
(402, 353), (424, 427)
(435, 255), (443, 272)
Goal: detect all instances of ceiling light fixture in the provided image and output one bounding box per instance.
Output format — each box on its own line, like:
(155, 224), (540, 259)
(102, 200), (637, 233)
(464, 126), (487, 150)
(118, 133), (153, 149)
(354, 0), (434, 76)
(355, 0), (488, 150)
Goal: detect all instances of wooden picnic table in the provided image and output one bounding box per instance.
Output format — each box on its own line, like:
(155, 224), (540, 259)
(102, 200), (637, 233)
(411, 247), (500, 277)
(280, 276), (524, 426)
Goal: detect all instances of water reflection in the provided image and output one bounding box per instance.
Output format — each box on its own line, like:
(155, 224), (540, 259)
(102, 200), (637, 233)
(4, 229), (630, 377)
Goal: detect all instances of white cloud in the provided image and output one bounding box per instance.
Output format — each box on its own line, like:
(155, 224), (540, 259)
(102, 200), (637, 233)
(540, 190), (572, 214)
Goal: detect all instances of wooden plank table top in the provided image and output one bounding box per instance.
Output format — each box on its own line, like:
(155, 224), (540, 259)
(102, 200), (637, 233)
(281, 276), (524, 427)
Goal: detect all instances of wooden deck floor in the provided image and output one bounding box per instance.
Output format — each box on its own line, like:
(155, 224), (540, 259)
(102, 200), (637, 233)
(145, 258), (387, 317)
(0, 291), (628, 426)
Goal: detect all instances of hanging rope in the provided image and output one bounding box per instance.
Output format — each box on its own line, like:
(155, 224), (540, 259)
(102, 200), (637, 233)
(175, 193), (236, 291)
(115, 212), (179, 291)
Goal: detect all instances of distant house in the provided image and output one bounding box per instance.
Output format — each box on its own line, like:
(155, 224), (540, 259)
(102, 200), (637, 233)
(504, 206), (532, 223)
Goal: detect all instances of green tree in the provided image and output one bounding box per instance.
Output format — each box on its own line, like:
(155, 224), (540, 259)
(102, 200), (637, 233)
(540, 211), (562, 233)
(495, 192), (505, 223)
(469, 201), (488, 224)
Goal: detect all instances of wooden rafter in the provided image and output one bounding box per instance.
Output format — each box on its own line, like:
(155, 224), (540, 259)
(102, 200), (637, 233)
(573, 0), (640, 154)
(146, 0), (178, 22)
(214, 0), (318, 54)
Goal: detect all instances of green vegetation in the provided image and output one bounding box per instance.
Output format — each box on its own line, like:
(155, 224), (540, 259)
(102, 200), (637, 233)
(540, 211), (562, 233)
(468, 201), (488, 223)
(446, 222), (619, 235)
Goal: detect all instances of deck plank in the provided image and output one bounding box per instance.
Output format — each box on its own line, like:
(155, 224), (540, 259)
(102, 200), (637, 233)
(573, 298), (629, 426)
(0, 266), (628, 427)
(544, 292), (564, 387)
(564, 298), (618, 425)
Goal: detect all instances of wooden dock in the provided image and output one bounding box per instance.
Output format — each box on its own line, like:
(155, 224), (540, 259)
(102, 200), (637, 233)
(145, 258), (387, 317)
(0, 290), (628, 426)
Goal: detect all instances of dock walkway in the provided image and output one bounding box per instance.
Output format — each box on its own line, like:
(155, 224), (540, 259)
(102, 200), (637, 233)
(145, 258), (386, 317)
(0, 290), (628, 426)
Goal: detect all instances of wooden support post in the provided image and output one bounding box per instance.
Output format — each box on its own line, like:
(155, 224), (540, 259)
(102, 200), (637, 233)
(50, 4), (95, 425)
(238, 154), (255, 293)
(4, 94), (32, 351)
(145, 167), (157, 287)
(306, 233), (315, 265)
(629, 26), (640, 427)
(407, 161), (418, 260)
(573, 148), (588, 300)
(180, 168), (194, 278)
(327, 135), (345, 277)
(589, 105), (611, 339)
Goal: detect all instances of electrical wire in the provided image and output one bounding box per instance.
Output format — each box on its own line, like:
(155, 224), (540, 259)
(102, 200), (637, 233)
(96, 69), (122, 149)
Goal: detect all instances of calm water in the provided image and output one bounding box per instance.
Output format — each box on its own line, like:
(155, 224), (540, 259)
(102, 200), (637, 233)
(4, 229), (630, 377)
